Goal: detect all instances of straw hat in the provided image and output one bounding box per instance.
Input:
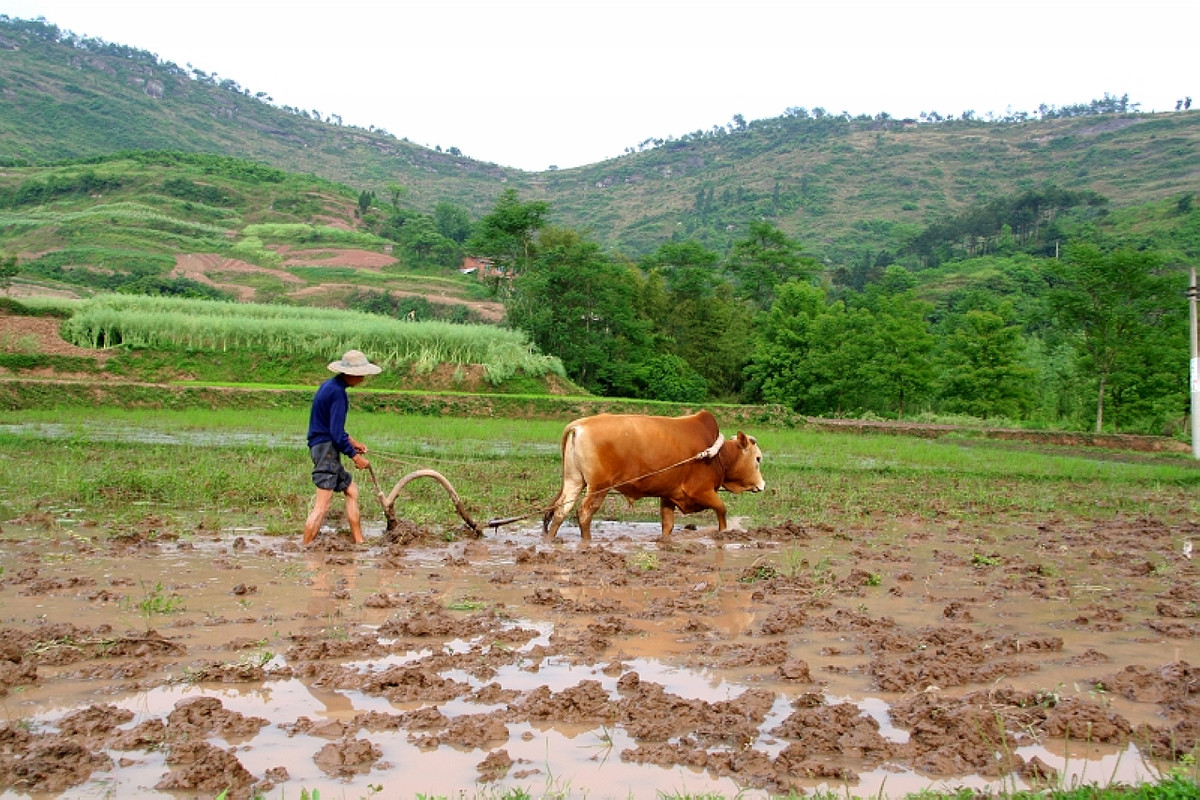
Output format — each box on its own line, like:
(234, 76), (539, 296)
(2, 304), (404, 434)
(327, 350), (382, 376)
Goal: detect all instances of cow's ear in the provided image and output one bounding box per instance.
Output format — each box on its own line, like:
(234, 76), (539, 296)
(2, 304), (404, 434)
(736, 431), (749, 447)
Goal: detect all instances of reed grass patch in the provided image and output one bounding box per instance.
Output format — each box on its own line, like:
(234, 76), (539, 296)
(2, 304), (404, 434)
(60, 294), (565, 384)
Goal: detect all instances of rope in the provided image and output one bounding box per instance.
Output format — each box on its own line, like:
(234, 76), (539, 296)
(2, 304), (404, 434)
(493, 433), (728, 529)
(367, 449), (470, 468)
(363, 434), (727, 533)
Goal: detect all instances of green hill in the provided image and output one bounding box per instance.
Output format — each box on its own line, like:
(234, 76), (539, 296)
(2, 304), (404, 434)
(0, 150), (502, 317)
(1, 14), (1196, 265)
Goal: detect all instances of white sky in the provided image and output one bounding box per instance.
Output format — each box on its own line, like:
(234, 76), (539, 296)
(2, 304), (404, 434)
(4, 0), (1196, 172)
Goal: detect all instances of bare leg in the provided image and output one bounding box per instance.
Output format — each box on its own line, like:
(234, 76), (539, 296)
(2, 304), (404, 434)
(345, 480), (365, 544)
(303, 488), (335, 546)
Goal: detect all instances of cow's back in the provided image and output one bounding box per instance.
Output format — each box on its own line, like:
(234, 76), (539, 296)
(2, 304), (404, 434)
(546, 409), (759, 539)
(568, 411), (719, 485)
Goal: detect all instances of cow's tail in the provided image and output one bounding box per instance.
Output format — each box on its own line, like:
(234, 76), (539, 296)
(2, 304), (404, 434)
(542, 425), (578, 533)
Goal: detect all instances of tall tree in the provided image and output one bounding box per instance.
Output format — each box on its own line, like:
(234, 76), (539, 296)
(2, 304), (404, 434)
(0, 253), (18, 292)
(397, 215), (457, 267)
(748, 278), (934, 417)
(386, 183), (407, 209)
(505, 227), (650, 394)
(638, 241), (755, 400)
(465, 189), (549, 289)
(936, 307), (1035, 419)
(856, 287), (935, 419)
(433, 201), (472, 244)
(745, 281), (828, 410)
(1048, 245), (1174, 432)
(726, 221), (817, 309)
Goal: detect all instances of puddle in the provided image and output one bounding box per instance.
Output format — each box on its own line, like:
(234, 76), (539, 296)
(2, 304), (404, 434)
(0, 510), (1195, 798)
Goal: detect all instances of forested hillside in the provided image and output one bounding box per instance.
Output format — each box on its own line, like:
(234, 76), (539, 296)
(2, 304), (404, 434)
(0, 16), (514, 217)
(1, 14), (1198, 437)
(1, 15), (1196, 260)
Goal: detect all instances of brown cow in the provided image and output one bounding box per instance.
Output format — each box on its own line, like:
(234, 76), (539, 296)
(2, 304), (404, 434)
(542, 410), (765, 540)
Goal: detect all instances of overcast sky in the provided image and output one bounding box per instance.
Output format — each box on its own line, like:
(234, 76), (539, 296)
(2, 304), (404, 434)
(4, 0), (1195, 171)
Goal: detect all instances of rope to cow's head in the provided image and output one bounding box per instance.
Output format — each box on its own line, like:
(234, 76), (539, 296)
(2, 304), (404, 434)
(363, 433), (728, 535)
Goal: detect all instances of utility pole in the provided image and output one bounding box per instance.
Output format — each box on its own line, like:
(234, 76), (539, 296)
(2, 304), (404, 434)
(1191, 266), (1199, 459)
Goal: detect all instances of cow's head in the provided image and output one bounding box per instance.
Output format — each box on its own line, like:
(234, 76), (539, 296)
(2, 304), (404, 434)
(721, 431), (765, 493)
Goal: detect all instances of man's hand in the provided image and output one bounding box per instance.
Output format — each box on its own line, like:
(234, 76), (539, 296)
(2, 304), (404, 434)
(350, 437), (368, 454)
(352, 454), (370, 470)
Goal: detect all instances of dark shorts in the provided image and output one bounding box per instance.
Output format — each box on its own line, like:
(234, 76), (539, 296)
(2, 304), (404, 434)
(310, 442), (353, 492)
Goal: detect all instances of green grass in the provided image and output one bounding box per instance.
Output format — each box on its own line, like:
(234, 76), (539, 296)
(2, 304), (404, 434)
(242, 222), (390, 247)
(2, 407), (1197, 537)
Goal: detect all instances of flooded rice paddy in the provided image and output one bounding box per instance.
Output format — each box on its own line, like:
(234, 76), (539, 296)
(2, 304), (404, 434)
(0, 498), (1196, 799)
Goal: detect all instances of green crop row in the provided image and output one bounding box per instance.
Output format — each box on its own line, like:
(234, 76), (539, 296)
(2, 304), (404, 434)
(60, 294), (565, 383)
(242, 223), (390, 247)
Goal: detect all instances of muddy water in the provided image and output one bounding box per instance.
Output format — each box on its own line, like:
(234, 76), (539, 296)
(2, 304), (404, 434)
(0, 511), (1196, 799)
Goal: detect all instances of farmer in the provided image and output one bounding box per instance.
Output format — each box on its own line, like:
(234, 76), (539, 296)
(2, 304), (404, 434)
(302, 349), (382, 546)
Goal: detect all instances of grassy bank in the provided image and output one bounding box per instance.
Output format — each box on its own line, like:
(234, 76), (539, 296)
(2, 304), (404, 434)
(0, 378), (798, 426)
(1, 296), (570, 393)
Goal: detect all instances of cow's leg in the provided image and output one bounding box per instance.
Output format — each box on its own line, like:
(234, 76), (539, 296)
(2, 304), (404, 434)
(541, 491), (562, 534)
(693, 491), (728, 531)
(577, 489), (609, 540)
(545, 476), (584, 539)
(659, 500), (676, 538)
(545, 431), (587, 540)
(712, 498), (728, 531)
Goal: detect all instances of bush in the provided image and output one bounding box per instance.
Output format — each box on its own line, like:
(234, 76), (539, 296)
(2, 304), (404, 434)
(630, 354), (709, 403)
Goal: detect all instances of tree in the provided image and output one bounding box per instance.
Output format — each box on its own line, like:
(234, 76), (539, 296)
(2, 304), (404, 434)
(1048, 245), (1175, 432)
(745, 281), (829, 410)
(641, 241), (721, 293)
(631, 354), (708, 402)
(504, 227), (650, 394)
(386, 183), (407, 210)
(639, 241), (756, 401)
(377, 206), (423, 244)
(748, 279), (933, 417)
(0, 253), (18, 293)
(397, 215), (458, 268)
(856, 288), (935, 419)
(433, 201), (472, 244)
(936, 307), (1035, 419)
(465, 189), (548, 289)
(726, 221), (817, 309)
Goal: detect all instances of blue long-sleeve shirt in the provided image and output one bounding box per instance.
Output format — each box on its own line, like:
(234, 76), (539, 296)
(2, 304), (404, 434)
(307, 375), (356, 457)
